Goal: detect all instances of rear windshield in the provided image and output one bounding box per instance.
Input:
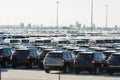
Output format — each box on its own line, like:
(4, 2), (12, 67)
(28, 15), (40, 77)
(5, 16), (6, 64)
(77, 54), (93, 60)
(10, 40), (20, 43)
(103, 52), (112, 58)
(14, 50), (28, 56)
(22, 40), (29, 43)
(44, 40), (51, 43)
(59, 41), (70, 44)
(40, 51), (49, 57)
(111, 55), (120, 61)
(0, 48), (12, 56)
(35, 41), (43, 43)
(47, 53), (63, 58)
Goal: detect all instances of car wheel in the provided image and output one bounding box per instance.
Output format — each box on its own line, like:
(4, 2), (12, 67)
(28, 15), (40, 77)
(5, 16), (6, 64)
(108, 72), (113, 75)
(45, 69), (50, 73)
(63, 66), (69, 73)
(95, 66), (100, 74)
(88, 71), (92, 74)
(30, 62), (35, 69)
(39, 65), (43, 69)
(12, 64), (16, 69)
(107, 71), (113, 75)
(4, 61), (8, 68)
(75, 69), (80, 74)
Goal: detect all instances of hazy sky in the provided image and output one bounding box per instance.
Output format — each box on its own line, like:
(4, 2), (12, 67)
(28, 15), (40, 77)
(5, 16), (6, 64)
(0, 0), (120, 27)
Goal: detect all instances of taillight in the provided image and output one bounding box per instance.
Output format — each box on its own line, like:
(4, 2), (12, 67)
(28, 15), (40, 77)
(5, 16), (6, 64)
(74, 58), (76, 63)
(0, 54), (3, 58)
(37, 55), (40, 59)
(27, 56), (30, 59)
(106, 59), (110, 64)
(43, 57), (46, 62)
(92, 59), (96, 64)
(61, 58), (65, 62)
(10, 54), (13, 60)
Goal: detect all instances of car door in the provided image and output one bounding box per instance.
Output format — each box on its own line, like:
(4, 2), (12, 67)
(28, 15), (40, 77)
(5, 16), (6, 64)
(67, 52), (74, 69)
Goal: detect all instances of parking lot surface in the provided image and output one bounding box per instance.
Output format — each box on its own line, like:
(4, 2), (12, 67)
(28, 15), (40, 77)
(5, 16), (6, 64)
(1, 68), (120, 80)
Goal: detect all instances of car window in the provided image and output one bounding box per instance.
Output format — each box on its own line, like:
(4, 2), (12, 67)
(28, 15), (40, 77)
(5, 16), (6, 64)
(101, 53), (106, 60)
(2, 48), (12, 56)
(36, 49), (40, 55)
(71, 52), (76, 58)
(40, 50), (49, 57)
(94, 53), (101, 61)
(47, 53), (63, 58)
(77, 54), (93, 60)
(0, 49), (2, 53)
(14, 50), (28, 57)
(63, 53), (67, 59)
(110, 55), (120, 63)
(67, 52), (72, 58)
(29, 49), (35, 57)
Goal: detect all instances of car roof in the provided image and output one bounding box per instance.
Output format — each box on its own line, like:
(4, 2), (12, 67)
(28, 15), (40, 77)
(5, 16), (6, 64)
(103, 50), (116, 53)
(50, 51), (63, 53)
(15, 47), (29, 50)
(0, 45), (11, 49)
(113, 53), (120, 55)
(44, 48), (56, 51)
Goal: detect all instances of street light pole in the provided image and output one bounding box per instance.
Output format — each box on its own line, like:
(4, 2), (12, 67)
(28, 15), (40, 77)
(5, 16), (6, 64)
(106, 5), (108, 30)
(91, 0), (93, 32)
(56, 1), (59, 30)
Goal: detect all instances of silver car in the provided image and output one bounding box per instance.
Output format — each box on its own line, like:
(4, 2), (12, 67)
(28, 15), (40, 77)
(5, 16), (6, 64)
(43, 50), (75, 73)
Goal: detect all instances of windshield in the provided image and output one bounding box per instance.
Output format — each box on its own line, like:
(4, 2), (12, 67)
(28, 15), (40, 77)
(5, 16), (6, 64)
(22, 40), (29, 43)
(47, 53), (63, 58)
(10, 40), (20, 43)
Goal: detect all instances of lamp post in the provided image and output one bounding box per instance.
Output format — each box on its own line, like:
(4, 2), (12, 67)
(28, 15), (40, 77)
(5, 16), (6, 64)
(56, 1), (59, 30)
(106, 5), (108, 30)
(91, 0), (93, 32)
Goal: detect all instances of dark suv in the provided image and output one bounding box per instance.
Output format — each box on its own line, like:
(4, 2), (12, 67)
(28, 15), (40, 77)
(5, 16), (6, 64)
(74, 51), (107, 74)
(43, 50), (75, 73)
(11, 47), (40, 69)
(0, 46), (13, 68)
(106, 53), (120, 75)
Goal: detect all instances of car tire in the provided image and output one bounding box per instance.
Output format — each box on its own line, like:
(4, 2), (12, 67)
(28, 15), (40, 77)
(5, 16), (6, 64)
(45, 69), (50, 73)
(108, 72), (113, 75)
(12, 64), (16, 69)
(39, 65), (43, 69)
(95, 66), (100, 74)
(63, 66), (69, 73)
(107, 71), (113, 75)
(4, 61), (8, 68)
(30, 61), (35, 69)
(75, 69), (80, 74)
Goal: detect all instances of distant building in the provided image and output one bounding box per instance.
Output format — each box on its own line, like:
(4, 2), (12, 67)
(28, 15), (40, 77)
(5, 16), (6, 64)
(20, 23), (24, 28)
(69, 24), (74, 29)
(28, 23), (31, 28)
(75, 21), (81, 29)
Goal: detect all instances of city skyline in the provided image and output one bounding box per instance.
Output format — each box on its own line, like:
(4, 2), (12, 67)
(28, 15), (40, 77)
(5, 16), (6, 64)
(0, 0), (120, 27)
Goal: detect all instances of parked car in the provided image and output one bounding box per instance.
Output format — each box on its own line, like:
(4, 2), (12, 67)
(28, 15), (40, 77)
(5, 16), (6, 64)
(11, 47), (40, 69)
(103, 49), (116, 59)
(38, 48), (56, 69)
(74, 51), (107, 74)
(106, 53), (120, 75)
(43, 50), (74, 73)
(0, 46), (13, 68)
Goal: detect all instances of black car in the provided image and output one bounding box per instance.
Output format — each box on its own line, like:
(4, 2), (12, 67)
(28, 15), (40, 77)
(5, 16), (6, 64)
(11, 47), (40, 69)
(103, 49), (116, 59)
(43, 50), (75, 73)
(74, 51), (107, 74)
(106, 53), (120, 75)
(0, 46), (13, 68)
